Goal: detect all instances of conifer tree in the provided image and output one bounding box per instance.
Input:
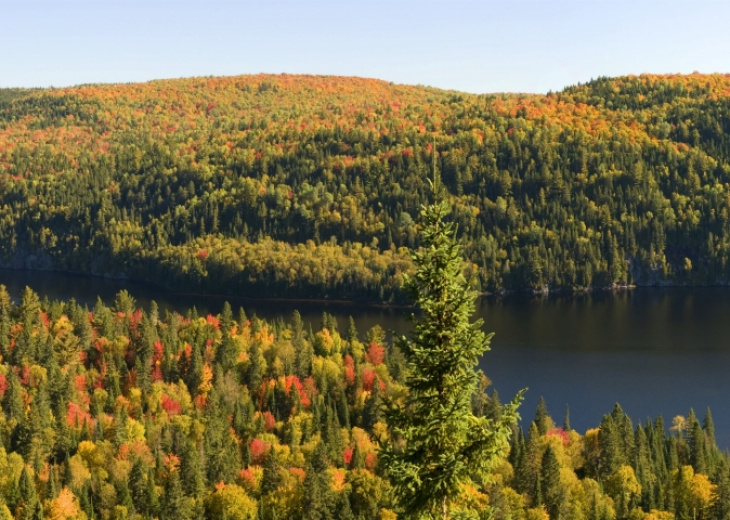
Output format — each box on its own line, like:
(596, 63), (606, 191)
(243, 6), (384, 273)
(361, 379), (383, 432)
(260, 448), (284, 496)
(204, 389), (241, 484)
(303, 442), (335, 520)
(534, 396), (551, 435)
(0, 284), (13, 359)
(335, 488), (355, 520)
(634, 425), (655, 510)
(712, 460), (730, 520)
(146, 468), (161, 518)
(688, 410), (708, 475)
(540, 445), (562, 520)
(115, 476), (134, 515)
(129, 458), (150, 515)
(162, 470), (187, 520)
(346, 316), (358, 344)
(650, 416), (669, 480)
(381, 191), (523, 519)
(703, 418), (721, 480)
(179, 438), (205, 499)
(703, 407), (717, 450)
(245, 343), (264, 392)
(4, 368), (25, 423)
(599, 412), (625, 478)
(216, 302), (238, 372)
(17, 466), (38, 520)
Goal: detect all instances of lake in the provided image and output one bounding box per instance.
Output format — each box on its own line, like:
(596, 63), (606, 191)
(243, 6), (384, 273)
(2, 269), (729, 447)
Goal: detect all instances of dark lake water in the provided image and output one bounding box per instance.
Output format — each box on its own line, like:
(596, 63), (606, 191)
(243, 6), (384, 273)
(2, 270), (730, 447)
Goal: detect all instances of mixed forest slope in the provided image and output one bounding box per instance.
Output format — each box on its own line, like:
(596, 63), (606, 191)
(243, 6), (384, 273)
(0, 287), (724, 519)
(2, 73), (730, 299)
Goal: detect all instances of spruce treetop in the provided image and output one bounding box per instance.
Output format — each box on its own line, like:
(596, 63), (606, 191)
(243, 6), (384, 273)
(381, 193), (524, 519)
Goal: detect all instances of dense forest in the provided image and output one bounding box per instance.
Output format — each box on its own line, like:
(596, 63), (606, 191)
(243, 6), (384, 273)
(0, 283), (723, 519)
(2, 73), (730, 300)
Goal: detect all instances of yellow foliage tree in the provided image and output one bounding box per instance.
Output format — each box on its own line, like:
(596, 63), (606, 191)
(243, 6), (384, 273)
(607, 465), (642, 519)
(47, 487), (84, 520)
(207, 483), (258, 520)
(670, 465), (717, 518)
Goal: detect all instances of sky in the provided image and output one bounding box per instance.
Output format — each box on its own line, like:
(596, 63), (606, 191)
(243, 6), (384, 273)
(2, 0), (730, 94)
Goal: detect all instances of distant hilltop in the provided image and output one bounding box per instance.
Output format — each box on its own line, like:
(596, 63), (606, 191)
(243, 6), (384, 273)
(1, 72), (730, 300)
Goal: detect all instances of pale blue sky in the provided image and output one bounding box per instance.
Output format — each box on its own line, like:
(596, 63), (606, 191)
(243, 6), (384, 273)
(2, 0), (729, 94)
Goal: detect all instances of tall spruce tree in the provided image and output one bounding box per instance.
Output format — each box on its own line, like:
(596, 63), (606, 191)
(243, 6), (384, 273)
(381, 186), (523, 519)
(540, 445), (563, 520)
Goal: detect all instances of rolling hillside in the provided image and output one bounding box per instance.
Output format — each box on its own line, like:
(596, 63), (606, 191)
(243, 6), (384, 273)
(1, 73), (730, 300)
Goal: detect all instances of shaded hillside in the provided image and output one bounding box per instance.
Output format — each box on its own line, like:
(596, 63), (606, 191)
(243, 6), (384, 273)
(1, 73), (730, 299)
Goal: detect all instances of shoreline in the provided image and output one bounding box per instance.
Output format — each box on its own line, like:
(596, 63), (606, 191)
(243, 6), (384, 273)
(3, 265), (729, 309)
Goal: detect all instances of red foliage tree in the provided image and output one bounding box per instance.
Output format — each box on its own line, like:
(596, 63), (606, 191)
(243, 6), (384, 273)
(249, 438), (268, 464)
(161, 395), (182, 416)
(365, 342), (385, 366)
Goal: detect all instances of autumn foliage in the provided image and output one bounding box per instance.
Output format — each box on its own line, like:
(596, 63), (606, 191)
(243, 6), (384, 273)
(2, 73), (730, 300)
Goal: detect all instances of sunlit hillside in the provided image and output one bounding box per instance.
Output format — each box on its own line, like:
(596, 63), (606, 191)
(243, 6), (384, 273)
(1, 73), (730, 299)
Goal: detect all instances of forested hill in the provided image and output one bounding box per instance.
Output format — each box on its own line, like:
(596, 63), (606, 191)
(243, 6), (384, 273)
(1, 73), (730, 300)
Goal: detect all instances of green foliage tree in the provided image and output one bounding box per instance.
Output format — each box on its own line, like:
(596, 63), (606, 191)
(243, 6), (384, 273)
(540, 445), (562, 520)
(17, 466), (38, 520)
(381, 195), (523, 519)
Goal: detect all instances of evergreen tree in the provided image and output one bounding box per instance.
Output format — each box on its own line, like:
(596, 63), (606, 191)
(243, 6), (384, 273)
(216, 302), (238, 372)
(295, 337), (314, 379)
(260, 447), (284, 496)
(703, 407), (719, 475)
(245, 343), (264, 392)
(687, 409), (708, 475)
(713, 461), (730, 520)
(303, 443), (335, 520)
(115, 476), (134, 515)
(161, 470), (189, 520)
(323, 401), (344, 466)
(534, 396), (551, 435)
(147, 468), (161, 518)
(361, 379), (383, 432)
(334, 487), (355, 520)
(78, 482), (93, 519)
(0, 285), (13, 360)
(17, 466), (38, 520)
(540, 445), (562, 520)
(380, 195), (523, 519)
(650, 416), (669, 481)
(634, 425), (655, 510)
(4, 368), (25, 423)
(302, 462), (331, 520)
(129, 458), (151, 516)
(703, 407), (716, 450)
(204, 389), (241, 484)
(180, 438), (205, 499)
(484, 389), (503, 423)
(599, 412), (625, 478)
(346, 316), (358, 344)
